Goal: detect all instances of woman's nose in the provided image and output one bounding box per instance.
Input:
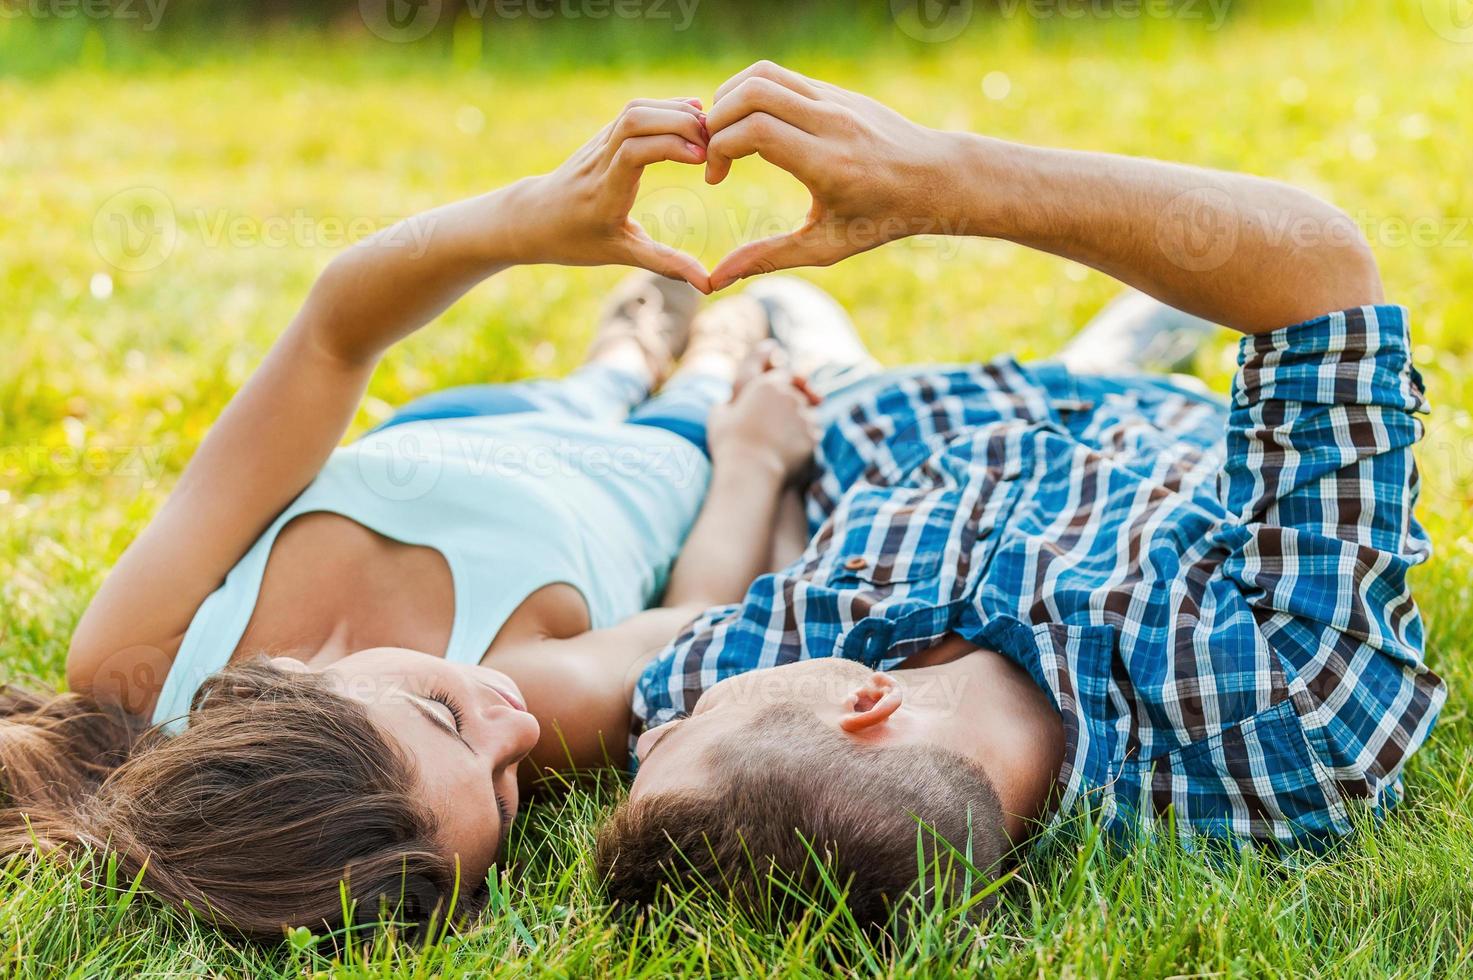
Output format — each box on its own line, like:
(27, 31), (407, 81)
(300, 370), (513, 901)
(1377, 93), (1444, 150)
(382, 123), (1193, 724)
(500, 710), (541, 765)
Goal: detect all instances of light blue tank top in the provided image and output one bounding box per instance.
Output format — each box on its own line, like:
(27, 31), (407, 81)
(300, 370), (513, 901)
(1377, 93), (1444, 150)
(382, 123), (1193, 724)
(152, 415), (711, 726)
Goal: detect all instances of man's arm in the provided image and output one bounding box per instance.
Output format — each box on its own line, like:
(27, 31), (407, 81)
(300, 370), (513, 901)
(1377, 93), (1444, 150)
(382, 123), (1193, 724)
(701, 60), (1380, 335)
(939, 139), (1382, 334)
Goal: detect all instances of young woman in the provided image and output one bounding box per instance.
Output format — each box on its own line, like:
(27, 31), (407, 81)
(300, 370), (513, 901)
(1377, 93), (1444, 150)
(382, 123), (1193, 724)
(0, 97), (821, 937)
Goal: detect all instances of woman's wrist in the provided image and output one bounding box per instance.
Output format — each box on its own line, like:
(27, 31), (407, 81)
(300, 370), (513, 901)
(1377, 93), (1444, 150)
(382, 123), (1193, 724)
(710, 441), (792, 485)
(464, 179), (543, 267)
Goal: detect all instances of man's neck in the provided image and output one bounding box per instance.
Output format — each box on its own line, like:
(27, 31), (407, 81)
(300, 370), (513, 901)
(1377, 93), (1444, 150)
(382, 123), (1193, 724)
(896, 635), (1066, 842)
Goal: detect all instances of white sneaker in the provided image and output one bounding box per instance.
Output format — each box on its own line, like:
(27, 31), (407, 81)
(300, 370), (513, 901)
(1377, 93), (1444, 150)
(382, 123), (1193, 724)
(1058, 290), (1219, 375)
(743, 277), (880, 396)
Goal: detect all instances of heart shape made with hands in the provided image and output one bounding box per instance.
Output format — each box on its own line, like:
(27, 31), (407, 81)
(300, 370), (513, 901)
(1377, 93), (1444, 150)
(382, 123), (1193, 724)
(615, 61), (931, 294)
(627, 153), (817, 294)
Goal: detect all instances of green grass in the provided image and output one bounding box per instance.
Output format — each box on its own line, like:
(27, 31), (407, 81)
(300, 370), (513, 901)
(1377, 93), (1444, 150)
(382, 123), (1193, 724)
(3, 5), (1473, 976)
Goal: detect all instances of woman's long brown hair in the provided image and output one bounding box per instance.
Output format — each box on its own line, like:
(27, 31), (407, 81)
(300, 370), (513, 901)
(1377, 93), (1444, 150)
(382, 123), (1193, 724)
(0, 661), (465, 939)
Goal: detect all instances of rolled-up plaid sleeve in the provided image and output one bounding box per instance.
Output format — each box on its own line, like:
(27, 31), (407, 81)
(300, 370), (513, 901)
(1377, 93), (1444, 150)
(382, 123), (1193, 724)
(1218, 304), (1443, 805)
(630, 603), (745, 750)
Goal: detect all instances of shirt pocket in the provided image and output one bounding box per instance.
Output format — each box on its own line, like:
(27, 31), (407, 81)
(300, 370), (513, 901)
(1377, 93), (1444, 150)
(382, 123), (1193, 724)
(1139, 698), (1350, 846)
(823, 485), (956, 596)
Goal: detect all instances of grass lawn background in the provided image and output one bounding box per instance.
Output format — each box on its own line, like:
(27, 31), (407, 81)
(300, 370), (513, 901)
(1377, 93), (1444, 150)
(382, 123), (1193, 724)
(2, 2), (1471, 975)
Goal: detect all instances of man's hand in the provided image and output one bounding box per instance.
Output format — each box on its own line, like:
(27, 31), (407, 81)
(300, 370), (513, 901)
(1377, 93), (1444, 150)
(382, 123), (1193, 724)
(702, 61), (955, 290)
(702, 60), (1382, 334)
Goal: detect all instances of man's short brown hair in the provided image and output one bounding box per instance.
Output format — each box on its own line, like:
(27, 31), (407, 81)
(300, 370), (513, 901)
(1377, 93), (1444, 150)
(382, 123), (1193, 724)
(594, 704), (1010, 929)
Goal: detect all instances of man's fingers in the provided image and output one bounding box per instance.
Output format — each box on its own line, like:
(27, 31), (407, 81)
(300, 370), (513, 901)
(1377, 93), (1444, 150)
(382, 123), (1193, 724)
(704, 111), (814, 185)
(714, 59), (820, 105)
(709, 232), (813, 290)
(706, 76), (828, 139)
(625, 232), (712, 294)
(611, 133), (707, 174)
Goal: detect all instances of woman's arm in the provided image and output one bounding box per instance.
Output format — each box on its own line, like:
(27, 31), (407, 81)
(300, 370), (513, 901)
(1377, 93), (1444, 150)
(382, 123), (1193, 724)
(545, 365), (820, 669)
(512, 367), (819, 773)
(661, 368), (819, 610)
(68, 98), (712, 712)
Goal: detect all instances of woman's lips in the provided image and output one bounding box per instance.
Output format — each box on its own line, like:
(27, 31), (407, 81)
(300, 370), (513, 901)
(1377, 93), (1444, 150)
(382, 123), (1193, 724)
(487, 682), (526, 713)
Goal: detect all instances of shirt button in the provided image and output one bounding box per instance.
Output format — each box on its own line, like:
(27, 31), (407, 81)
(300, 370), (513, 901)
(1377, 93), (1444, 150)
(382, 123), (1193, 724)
(844, 556), (869, 571)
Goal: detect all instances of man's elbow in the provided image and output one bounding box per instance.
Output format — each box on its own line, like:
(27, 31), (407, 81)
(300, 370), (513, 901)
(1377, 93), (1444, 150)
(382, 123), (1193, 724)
(1283, 199), (1384, 322)
(1319, 205), (1384, 308)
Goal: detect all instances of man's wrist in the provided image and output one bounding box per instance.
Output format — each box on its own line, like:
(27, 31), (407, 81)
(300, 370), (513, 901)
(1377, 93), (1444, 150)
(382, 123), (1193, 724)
(928, 130), (1021, 240)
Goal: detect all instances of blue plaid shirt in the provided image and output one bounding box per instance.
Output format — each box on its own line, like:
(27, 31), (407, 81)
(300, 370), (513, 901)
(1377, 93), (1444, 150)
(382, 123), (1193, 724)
(633, 305), (1446, 848)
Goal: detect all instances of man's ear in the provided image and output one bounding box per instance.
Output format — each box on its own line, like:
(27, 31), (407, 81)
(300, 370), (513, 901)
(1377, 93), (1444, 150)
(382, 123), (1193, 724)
(838, 672), (903, 733)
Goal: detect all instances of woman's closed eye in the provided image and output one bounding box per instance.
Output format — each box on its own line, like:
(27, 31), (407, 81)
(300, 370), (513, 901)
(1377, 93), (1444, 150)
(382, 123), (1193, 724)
(428, 688), (467, 731)
(418, 689), (475, 753)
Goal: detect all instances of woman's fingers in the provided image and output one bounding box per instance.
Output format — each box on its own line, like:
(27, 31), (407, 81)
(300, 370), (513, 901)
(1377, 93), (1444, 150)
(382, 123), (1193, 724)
(623, 228), (711, 294)
(610, 133), (707, 176)
(792, 374), (823, 406)
(714, 60), (820, 105)
(704, 111), (816, 185)
(608, 107), (708, 153)
(624, 97), (704, 114)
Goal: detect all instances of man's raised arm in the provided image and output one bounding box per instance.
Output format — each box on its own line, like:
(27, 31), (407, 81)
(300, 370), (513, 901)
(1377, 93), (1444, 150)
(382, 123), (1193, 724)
(703, 60), (1381, 335)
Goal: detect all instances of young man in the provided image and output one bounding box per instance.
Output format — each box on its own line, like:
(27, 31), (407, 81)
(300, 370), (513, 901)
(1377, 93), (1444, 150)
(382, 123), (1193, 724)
(594, 62), (1446, 926)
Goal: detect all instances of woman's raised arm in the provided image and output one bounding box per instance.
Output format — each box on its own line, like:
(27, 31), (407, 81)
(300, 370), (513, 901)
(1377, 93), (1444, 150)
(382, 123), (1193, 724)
(68, 98), (713, 712)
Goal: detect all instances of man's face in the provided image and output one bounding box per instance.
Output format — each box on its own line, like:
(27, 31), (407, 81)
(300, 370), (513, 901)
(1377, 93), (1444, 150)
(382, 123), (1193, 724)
(628, 659), (887, 801)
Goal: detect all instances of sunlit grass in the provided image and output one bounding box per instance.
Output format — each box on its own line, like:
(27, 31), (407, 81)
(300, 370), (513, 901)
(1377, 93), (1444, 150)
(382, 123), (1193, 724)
(2, 5), (1471, 976)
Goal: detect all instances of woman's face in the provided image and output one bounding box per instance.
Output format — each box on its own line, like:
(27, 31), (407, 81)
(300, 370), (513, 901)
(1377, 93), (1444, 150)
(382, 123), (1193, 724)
(281, 649), (540, 886)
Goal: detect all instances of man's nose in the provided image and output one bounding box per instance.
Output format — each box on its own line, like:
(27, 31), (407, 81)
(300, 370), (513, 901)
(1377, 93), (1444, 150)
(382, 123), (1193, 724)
(635, 721), (672, 759)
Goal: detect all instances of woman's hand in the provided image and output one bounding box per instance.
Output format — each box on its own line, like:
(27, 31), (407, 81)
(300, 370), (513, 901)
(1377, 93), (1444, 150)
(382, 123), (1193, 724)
(515, 97), (713, 292)
(708, 353), (821, 483)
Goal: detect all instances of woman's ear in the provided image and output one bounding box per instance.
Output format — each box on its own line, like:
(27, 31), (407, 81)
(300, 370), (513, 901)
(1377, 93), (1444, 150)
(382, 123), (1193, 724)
(838, 672), (903, 733)
(267, 656), (311, 675)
